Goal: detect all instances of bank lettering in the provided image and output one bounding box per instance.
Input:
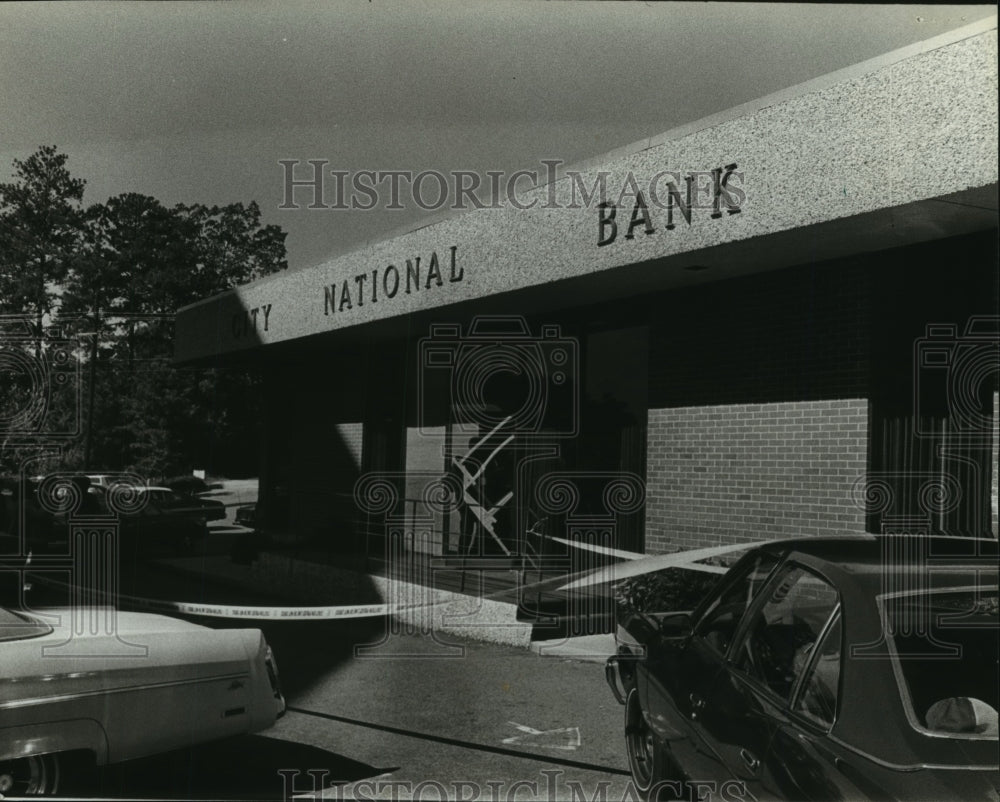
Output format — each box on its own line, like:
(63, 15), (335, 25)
(597, 164), (744, 247)
(323, 245), (462, 315)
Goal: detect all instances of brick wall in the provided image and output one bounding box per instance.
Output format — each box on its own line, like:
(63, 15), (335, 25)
(645, 399), (868, 552)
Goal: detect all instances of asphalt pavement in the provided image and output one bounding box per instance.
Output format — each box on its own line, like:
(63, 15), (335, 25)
(29, 558), (634, 801)
(272, 629), (632, 800)
(82, 623), (633, 801)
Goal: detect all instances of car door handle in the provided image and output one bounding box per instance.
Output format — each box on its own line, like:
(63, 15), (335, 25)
(740, 748), (760, 773)
(689, 693), (705, 719)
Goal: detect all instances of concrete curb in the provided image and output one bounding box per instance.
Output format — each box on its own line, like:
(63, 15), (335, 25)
(528, 633), (616, 663)
(155, 551), (534, 649)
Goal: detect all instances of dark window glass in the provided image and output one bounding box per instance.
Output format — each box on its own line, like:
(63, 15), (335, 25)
(794, 613), (842, 728)
(152, 491), (180, 508)
(734, 565), (840, 702)
(886, 587), (998, 739)
(696, 552), (779, 656)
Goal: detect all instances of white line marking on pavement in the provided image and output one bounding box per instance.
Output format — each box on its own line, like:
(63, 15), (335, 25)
(502, 721), (582, 751)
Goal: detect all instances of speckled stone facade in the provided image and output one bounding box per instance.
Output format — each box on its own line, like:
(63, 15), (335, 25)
(176, 22), (998, 364)
(175, 21), (998, 562)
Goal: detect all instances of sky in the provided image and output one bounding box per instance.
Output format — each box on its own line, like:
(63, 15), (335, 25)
(1, 1), (995, 273)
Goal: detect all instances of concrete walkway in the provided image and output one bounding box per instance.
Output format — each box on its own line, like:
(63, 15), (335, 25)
(529, 633), (616, 663)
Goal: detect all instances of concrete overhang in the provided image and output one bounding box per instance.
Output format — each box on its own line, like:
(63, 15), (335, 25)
(175, 18), (998, 365)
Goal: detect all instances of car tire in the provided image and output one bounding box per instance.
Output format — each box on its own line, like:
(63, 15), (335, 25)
(0, 753), (60, 796)
(625, 688), (688, 802)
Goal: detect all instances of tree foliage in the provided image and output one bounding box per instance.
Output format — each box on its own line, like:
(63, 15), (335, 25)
(613, 567), (720, 617)
(0, 146), (286, 479)
(0, 145), (86, 330)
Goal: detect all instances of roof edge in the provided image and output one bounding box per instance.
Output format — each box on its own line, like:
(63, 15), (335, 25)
(176, 14), (998, 317)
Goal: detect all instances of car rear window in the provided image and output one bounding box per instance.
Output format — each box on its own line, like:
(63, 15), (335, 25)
(154, 490), (187, 508)
(883, 587), (999, 740)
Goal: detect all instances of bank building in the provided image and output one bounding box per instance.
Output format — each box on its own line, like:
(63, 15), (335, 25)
(175, 19), (999, 631)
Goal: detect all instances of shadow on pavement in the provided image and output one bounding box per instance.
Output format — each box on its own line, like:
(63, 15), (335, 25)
(89, 733), (393, 799)
(212, 616), (390, 698)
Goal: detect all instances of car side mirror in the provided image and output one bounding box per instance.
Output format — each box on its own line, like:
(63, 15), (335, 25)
(658, 612), (693, 638)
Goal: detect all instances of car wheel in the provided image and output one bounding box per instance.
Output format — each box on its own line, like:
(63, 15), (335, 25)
(0, 754), (60, 796)
(625, 688), (687, 802)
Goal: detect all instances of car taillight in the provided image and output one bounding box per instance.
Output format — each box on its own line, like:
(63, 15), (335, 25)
(264, 644), (286, 716)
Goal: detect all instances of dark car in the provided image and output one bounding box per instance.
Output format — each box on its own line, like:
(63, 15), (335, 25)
(111, 487), (211, 556)
(235, 503), (256, 528)
(177, 493), (226, 522)
(19, 481), (212, 557)
(159, 476), (227, 522)
(605, 535), (999, 801)
(162, 475), (222, 495)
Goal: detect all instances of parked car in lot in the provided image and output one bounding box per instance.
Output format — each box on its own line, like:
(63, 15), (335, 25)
(108, 487), (213, 556)
(158, 477), (227, 522)
(161, 476), (222, 496)
(16, 481), (216, 557)
(0, 605), (284, 796)
(235, 503), (256, 528)
(171, 492), (226, 523)
(606, 535), (999, 801)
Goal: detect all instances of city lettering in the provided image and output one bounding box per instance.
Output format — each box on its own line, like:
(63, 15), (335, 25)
(231, 303), (273, 339)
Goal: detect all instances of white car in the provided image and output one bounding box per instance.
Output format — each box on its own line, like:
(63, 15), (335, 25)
(0, 606), (285, 796)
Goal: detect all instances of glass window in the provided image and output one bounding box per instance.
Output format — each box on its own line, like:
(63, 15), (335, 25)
(884, 587), (998, 739)
(152, 491), (181, 508)
(734, 564), (840, 703)
(696, 552), (779, 656)
(794, 612), (842, 728)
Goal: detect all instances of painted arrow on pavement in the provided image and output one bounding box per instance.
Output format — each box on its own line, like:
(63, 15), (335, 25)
(502, 721), (581, 751)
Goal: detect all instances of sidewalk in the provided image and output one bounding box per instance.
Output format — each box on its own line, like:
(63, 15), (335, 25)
(151, 550), (536, 648)
(529, 633), (616, 663)
(149, 549), (623, 653)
